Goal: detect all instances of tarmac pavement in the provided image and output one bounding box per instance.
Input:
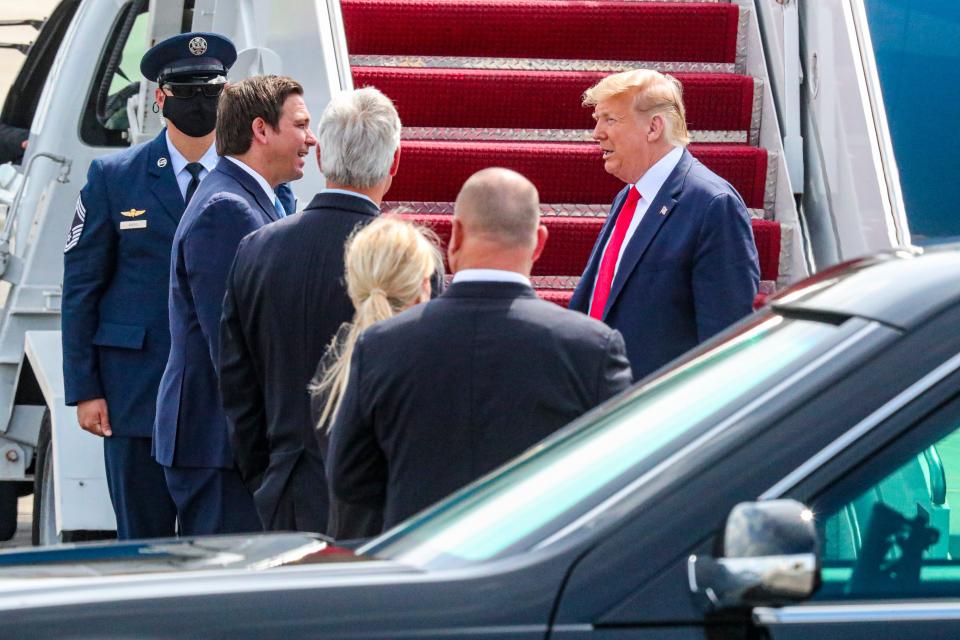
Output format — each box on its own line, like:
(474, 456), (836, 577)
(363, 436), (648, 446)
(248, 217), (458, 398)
(0, 496), (32, 549)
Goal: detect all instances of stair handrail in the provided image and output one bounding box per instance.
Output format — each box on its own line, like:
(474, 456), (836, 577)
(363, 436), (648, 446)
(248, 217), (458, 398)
(325, 0), (353, 92)
(751, 0), (804, 194)
(845, 0), (909, 248)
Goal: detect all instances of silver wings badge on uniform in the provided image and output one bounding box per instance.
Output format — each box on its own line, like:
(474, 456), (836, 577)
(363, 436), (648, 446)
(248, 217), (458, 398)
(63, 195), (85, 252)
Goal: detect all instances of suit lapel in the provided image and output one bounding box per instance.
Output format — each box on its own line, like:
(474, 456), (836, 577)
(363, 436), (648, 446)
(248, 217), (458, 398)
(570, 186), (629, 310)
(602, 150), (693, 320)
(147, 131), (187, 223)
(217, 157), (281, 222)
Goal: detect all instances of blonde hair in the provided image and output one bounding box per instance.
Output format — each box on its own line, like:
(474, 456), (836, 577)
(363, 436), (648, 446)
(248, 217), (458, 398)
(582, 69), (690, 147)
(311, 215), (442, 431)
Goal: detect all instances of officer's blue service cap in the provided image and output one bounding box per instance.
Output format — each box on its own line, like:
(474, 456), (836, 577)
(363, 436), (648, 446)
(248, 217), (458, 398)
(140, 32), (237, 84)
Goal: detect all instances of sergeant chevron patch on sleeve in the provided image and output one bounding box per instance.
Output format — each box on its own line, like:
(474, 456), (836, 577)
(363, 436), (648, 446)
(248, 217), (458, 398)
(63, 195), (86, 253)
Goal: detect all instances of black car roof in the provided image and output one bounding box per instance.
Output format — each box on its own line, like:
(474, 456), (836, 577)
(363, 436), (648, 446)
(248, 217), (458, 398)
(770, 245), (960, 329)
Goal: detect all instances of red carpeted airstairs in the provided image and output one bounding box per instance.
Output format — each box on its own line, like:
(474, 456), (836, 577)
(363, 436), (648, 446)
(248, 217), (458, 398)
(342, 0), (798, 306)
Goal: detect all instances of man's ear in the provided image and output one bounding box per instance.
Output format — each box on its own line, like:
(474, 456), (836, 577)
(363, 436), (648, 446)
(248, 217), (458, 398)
(155, 87), (165, 108)
(447, 216), (464, 273)
(531, 224), (549, 263)
(315, 144), (322, 170)
(251, 116), (270, 145)
(389, 146), (401, 177)
(647, 113), (665, 142)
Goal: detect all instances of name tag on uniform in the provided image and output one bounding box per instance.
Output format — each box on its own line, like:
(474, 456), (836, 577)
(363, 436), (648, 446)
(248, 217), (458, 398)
(120, 220), (147, 230)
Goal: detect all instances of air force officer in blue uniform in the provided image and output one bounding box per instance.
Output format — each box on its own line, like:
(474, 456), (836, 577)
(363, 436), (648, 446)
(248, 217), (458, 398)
(570, 70), (760, 380)
(154, 76), (316, 535)
(61, 33), (237, 539)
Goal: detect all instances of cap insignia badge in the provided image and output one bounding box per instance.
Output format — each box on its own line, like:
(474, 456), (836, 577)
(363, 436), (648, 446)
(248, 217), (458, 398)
(157, 157), (168, 168)
(121, 209), (146, 218)
(188, 37), (208, 56)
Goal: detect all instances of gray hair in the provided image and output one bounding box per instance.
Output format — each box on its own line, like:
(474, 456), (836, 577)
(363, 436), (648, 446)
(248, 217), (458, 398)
(317, 87), (401, 188)
(454, 168), (540, 247)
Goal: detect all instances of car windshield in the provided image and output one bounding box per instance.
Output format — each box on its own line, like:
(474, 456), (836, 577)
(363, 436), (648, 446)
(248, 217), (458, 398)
(363, 312), (862, 569)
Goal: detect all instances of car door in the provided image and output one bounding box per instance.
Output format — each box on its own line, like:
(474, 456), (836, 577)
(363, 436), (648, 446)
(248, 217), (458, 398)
(755, 372), (960, 639)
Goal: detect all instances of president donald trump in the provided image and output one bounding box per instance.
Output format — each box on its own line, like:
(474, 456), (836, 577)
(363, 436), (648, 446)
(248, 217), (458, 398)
(569, 69), (760, 380)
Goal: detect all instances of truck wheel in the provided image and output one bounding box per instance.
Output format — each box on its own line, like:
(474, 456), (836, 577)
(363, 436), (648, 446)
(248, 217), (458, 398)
(0, 481), (17, 541)
(31, 410), (116, 545)
(31, 409), (57, 545)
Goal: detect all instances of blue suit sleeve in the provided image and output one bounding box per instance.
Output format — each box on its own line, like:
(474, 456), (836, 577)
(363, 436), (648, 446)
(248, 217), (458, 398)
(61, 160), (116, 405)
(181, 197), (263, 372)
(692, 192), (760, 341)
(327, 335), (387, 508)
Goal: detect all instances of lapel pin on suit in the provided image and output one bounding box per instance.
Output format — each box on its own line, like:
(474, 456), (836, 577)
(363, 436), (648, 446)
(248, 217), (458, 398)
(659, 205), (668, 216)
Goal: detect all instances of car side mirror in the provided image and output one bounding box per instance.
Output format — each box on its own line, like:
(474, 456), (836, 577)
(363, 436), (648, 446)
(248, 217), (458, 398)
(688, 499), (820, 610)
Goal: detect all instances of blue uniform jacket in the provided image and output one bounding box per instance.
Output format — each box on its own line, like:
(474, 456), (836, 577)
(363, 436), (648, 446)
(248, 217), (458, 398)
(154, 157), (282, 468)
(569, 149), (760, 380)
(61, 130), (187, 437)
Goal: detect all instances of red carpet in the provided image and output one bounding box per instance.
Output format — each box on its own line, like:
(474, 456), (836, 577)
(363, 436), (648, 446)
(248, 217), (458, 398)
(391, 141), (769, 210)
(402, 213), (781, 282)
(344, 1), (741, 63)
(354, 68), (757, 133)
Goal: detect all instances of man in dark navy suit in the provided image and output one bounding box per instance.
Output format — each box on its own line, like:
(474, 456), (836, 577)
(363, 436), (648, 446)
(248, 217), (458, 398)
(569, 70), (760, 380)
(154, 75), (316, 535)
(327, 168), (633, 537)
(219, 87), (402, 533)
(61, 32), (236, 539)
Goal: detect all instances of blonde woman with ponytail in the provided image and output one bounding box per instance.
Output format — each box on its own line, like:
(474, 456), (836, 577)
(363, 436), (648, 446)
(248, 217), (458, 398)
(310, 215), (442, 538)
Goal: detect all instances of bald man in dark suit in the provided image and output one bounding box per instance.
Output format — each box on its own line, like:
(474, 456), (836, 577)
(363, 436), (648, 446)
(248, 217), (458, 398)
(327, 168), (633, 537)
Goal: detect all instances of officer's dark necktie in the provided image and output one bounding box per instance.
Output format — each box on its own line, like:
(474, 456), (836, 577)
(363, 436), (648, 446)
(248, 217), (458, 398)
(184, 162), (204, 205)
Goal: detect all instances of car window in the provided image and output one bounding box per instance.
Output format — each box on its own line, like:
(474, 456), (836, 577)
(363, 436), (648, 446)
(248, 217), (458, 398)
(814, 400), (960, 600)
(366, 314), (869, 569)
(79, 3), (148, 146)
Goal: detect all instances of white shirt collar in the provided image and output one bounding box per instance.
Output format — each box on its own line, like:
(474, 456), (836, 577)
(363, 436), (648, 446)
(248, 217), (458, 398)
(321, 188), (378, 208)
(165, 131), (218, 176)
(452, 269), (531, 286)
(225, 155), (276, 205)
(634, 145), (684, 202)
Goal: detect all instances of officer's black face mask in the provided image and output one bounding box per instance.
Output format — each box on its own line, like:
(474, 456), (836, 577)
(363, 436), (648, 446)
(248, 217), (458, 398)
(161, 94), (219, 138)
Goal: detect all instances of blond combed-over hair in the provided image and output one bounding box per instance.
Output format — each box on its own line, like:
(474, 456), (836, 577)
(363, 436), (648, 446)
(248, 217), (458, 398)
(582, 69), (690, 147)
(311, 215), (442, 431)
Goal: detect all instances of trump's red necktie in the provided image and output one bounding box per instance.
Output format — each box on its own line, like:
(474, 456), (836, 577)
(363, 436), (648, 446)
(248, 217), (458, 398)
(590, 186), (641, 319)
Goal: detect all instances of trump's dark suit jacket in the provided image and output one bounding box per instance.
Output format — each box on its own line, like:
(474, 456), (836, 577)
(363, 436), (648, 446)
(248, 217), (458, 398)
(154, 157), (282, 469)
(570, 149), (760, 380)
(327, 280), (633, 536)
(219, 191), (380, 531)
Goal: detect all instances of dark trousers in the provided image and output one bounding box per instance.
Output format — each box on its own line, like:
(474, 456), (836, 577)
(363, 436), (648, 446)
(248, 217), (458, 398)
(163, 465), (262, 536)
(265, 456), (328, 533)
(103, 436), (177, 540)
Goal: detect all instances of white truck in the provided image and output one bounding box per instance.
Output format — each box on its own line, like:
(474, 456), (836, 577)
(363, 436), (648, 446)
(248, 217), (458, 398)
(0, 0), (908, 543)
(0, 0), (350, 544)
